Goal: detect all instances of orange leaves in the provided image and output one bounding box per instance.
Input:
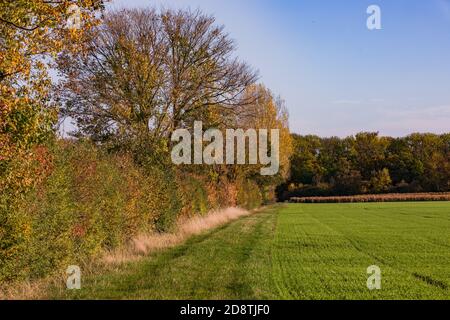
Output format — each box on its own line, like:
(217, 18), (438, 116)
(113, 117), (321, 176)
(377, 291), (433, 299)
(0, 84), (54, 196)
(0, 1), (105, 199)
(0, 145), (53, 196)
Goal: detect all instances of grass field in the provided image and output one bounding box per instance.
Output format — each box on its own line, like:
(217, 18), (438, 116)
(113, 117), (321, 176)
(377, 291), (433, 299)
(50, 202), (450, 300)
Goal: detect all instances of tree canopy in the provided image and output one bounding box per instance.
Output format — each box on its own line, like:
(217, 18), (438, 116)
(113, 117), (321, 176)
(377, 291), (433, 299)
(280, 132), (450, 199)
(57, 8), (258, 147)
(0, 0), (106, 195)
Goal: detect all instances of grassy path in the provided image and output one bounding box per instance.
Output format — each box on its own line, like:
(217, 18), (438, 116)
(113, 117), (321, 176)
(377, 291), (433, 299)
(50, 202), (450, 300)
(51, 207), (279, 299)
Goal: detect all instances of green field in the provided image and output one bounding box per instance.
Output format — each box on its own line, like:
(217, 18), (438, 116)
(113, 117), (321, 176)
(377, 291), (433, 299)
(51, 202), (450, 300)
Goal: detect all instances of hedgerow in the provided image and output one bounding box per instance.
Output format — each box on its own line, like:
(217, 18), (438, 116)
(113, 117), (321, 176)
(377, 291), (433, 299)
(0, 140), (267, 283)
(1, 140), (172, 282)
(0, 5), (286, 286)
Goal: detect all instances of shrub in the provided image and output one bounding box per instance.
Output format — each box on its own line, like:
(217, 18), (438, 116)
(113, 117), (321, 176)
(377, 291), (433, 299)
(237, 179), (263, 209)
(178, 175), (209, 217)
(0, 140), (172, 282)
(1, 139), (270, 284)
(150, 166), (183, 233)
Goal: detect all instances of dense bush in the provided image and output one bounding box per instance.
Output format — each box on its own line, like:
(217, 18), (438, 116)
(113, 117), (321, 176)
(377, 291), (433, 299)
(178, 175), (210, 217)
(0, 6), (286, 286)
(237, 179), (263, 210)
(0, 140), (174, 282)
(0, 140), (268, 283)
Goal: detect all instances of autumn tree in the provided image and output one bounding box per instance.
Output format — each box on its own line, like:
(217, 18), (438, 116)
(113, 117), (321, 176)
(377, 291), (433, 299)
(353, 132), (389, 180)
(0, 0), (105, 195)
(1, 0), (106, 283)
(406, 133), (449, 191)
(330, 157), (361, 195)
(290, 134), (323, 185)
(231, 85), (293, 179)
(370, 168), (392, 193)
(57, 8), (258, 157)
(282, 133), (449, 199)
(385, 137), (415, 185)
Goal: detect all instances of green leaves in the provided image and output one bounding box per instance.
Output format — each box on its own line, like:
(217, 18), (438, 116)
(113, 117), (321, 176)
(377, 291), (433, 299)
(286, 133), (450, 198)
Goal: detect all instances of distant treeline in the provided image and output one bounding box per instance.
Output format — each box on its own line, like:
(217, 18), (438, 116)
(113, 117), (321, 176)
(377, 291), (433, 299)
(278, 132), (450, 200)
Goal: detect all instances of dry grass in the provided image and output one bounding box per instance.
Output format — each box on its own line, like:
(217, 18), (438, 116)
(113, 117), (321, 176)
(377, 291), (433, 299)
(0, 279), (50, 300)
(0, 259), (100, 300)
(104, 207), (251, 263)
(0, 207), (253, 299)
(290, 192), (450, 203)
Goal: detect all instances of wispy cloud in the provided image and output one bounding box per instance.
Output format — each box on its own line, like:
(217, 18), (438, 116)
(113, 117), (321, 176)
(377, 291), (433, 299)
(331, 98), (386, 106)
(331, 99), (362, 105)
(382, 105), (450, 119)
(375, 105), (450, 135)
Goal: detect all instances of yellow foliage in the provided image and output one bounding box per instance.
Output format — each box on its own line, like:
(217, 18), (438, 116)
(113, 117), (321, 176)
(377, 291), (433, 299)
(237, 84), (294, 179)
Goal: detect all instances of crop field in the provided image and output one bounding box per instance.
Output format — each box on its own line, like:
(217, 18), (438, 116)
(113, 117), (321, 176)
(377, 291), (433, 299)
(51, 202), (450, 300)
(290, 193), (450, 203)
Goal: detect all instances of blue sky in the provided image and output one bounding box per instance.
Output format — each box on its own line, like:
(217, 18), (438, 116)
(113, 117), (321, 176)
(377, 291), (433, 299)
(107, 0), (450, 137)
